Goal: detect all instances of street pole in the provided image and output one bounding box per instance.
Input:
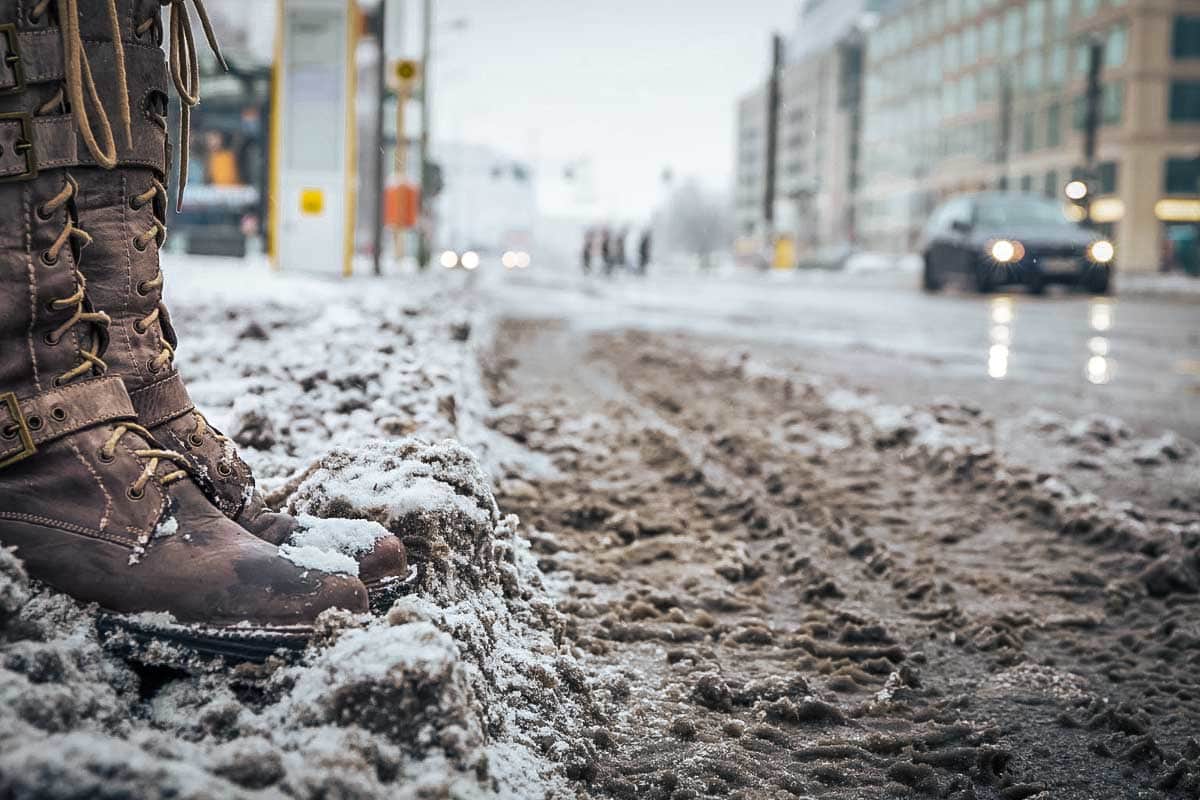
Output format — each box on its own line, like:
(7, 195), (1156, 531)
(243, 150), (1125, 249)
(763, 33), (783, 245)
(997, 69), (1012, 189)
(1081, 36), (1104, 222)
(416, 0), (433, 270)
(371, 2), (387, 276)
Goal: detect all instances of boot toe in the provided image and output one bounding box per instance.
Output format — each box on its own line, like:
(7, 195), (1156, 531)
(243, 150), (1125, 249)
(359, 535), (409, 588)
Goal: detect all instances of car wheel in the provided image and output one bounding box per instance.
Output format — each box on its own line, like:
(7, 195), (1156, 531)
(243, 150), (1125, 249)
(972, 257), (995, 294)
(1084, 265), (1111, 295)
(922, 253), (943, 292)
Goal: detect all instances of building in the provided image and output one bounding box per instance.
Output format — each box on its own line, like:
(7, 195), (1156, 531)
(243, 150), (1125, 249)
(434, 143), (537, 254)
(734, 0), (893, 265)
(856, 0), (1200, 273)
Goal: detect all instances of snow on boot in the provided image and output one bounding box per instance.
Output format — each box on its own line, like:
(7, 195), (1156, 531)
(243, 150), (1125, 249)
(61, 0), (410, 605)
(0, 0), (368, 662)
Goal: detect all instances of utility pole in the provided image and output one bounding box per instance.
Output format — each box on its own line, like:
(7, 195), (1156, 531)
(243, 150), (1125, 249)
(416, 0), (433, 270)
(1080, 35), (1105, 221)
(371, 2), (387, 276)
(997, 69), (1013, 189)
(763, 33), (784, 244)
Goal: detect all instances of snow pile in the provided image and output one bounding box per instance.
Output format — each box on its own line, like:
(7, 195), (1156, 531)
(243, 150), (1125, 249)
(836, 392), (1200, 596)
(0, 264), (596, 798)
(0, 438), (595, 797)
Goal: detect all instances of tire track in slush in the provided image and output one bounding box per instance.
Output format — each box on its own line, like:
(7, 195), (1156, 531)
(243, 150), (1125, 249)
(484, 319), (1200, 800)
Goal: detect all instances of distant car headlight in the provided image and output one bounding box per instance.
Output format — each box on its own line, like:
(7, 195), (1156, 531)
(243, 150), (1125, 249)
(502, 251), (518, 269)
(989, 239), (1019, 263)
(440, 250), (459, 269)
(461, 251), (481, 270)
(1088, 240), (1114, 264)
(515, 251), (531, 269)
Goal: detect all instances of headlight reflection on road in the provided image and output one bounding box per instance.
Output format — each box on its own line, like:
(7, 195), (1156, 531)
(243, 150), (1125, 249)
(987, 297), (1013, 380)
(1086, 300), (1115, 384)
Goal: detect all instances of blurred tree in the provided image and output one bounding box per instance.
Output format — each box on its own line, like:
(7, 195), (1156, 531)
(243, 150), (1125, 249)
(662, 179), (732, 270)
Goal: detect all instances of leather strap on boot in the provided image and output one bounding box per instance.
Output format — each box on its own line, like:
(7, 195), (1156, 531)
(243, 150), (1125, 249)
(127, 372), (195, 429)
(0, 24), (65, 92)
(0, 376), (136, 468)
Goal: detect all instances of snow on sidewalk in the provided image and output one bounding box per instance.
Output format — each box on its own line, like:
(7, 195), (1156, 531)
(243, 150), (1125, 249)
(0, 258), (596, 799)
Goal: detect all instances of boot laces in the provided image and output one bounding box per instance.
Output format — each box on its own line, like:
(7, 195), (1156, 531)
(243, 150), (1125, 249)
(36, 0), (223, 209)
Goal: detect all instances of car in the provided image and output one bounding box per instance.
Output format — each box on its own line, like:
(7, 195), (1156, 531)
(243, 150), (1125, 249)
(920, 192), (1114, 294)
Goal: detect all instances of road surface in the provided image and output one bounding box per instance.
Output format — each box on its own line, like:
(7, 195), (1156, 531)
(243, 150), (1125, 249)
(483, 268), (1200, 441)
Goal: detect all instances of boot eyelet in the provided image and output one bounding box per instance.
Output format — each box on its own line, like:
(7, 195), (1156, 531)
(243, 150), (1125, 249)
(133, 321), (147, 334)
(136, 281), (150, 296)
(132, 238), (148, 252)
(50, 407), (67, 422)
(35, 205), (52, 221)
(216, 463), (233, 478)
(26, 415), (43, 431)
(42, 332), (59, 346)
(186, 433), (204, 448)
(26, 10), (42, 25)
(41, 251), (59, 266)
(97, 450), (115, 463)
(127, 487), (145, 501)
(146, 359), (161, 375)
(129, 196), (144, 211)
(0, 425), (17, 440)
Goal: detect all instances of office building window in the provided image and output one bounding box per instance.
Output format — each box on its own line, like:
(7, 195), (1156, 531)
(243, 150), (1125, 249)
(1098, 161), (1117, 194)
(1028, 0), (1046, 46)
(1079, 0), (1098, 15)
(1048, 45), (1067, 86)
(1165, 157), (1200, 193)
(1052, 0), (1071, 26)
(1174, 17), (1200, 59)
(1046, 101), (1062, 146)
(1103, 81), (1124, 123)
(1106, 23), (1128, 67)
(1024, 53), (1042, 90)
(1169, 82), (1200, 121)
(983, 16), (999, 54)
(1044, 169), (1059, 197)
(1022, 110), (1037, 151)
(1020, 175), (1034, 192)
(1004, 7), (1022, 56)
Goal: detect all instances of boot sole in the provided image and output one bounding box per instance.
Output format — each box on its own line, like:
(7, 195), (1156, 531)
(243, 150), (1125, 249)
(96, 613), (312, 665)
(365, 564), (419, 614)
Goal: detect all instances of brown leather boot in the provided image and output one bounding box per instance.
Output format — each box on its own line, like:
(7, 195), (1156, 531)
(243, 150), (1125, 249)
(57, 0), (409, 604)
(0, 0), (368, 660)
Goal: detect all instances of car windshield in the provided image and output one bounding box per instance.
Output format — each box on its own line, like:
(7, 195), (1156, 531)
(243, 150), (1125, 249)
(975, 196), (1070, 227)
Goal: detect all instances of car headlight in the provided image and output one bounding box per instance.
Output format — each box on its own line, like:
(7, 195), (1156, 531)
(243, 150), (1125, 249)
(440, 250), (459, 269)
(461, 251), (481, 270)
(989, 239), (1019, 263)
(1088, 240), (1114, 264)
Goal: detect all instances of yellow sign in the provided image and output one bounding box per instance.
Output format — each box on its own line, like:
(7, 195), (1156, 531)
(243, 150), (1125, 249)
(389, 59), (421, 95)
(300, 188), (325, 216)
(1155, 198), (1200, 222)
(772, 236), (796, 270)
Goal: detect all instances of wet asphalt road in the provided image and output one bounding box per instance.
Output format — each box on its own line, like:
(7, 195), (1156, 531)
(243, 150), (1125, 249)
(484, 268), (1200, 440)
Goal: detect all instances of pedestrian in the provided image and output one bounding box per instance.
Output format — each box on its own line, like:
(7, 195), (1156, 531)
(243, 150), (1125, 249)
(0, 0), (407, 658)
(600, 227), (614, 276)
(638, 228), (653, 275)
(614, 226), (629, 271)
(582, 228), (593, 274)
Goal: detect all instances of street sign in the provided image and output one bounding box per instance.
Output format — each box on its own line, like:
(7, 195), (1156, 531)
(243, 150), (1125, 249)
(388, 58), (422, 98)
(270, 0), (359, 277)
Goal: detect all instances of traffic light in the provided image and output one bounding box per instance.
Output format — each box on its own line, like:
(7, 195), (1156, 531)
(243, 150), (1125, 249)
(388, 59), (421, 97)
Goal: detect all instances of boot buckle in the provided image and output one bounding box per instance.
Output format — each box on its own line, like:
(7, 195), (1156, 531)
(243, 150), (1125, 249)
(0, 24), (25, 96)
(0, 111), (36, 182)
(0, 391), (36, 469)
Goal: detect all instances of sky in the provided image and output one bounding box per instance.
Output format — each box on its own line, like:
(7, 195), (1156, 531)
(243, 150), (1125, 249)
(208, 0), (798, 219)
(426, 0), (797, 217)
